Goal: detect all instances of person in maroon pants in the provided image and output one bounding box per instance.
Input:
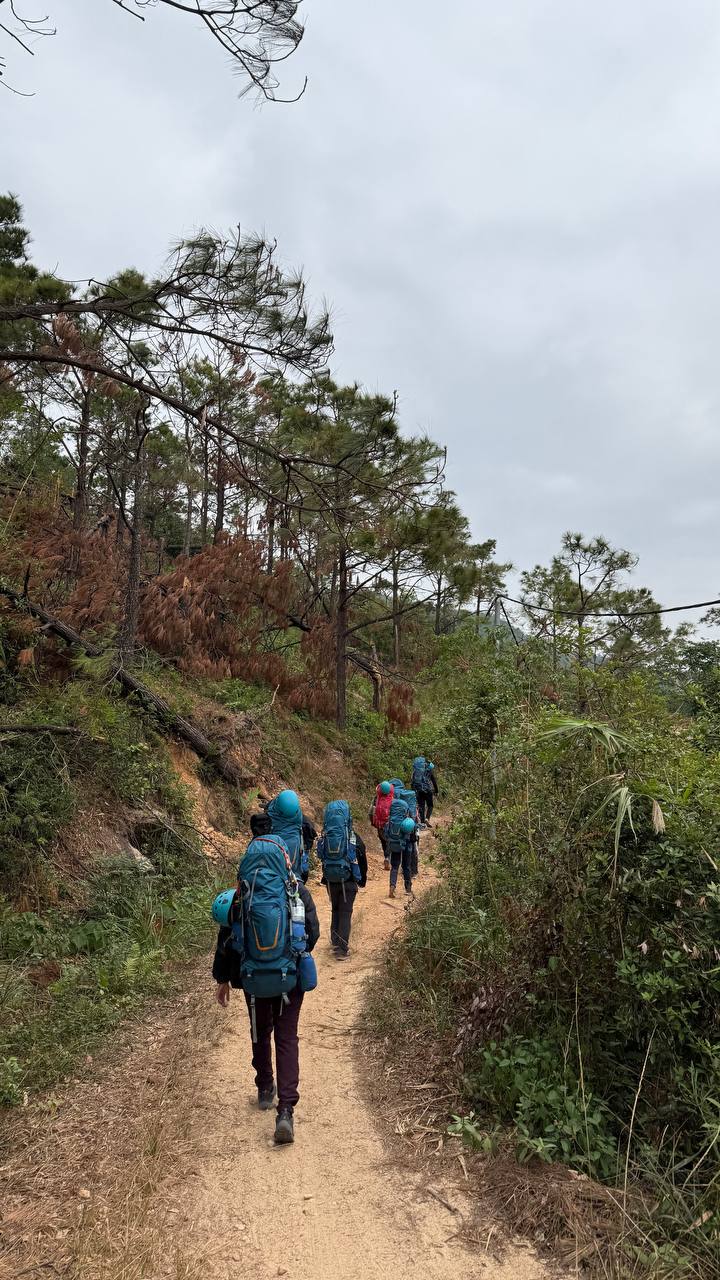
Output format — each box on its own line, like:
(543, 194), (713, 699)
(212, 834), (320, 1144)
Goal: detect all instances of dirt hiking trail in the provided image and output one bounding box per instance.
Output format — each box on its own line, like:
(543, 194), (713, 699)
(0, 822), (554, 1280)
(170, 831), (552, 1280)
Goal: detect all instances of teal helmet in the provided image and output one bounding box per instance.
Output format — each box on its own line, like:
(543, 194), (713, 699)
(211, 888), (237, 926)
(401, 817), (416, 835)
(275, 788), (300, 817)
(380, 781), (391, 795)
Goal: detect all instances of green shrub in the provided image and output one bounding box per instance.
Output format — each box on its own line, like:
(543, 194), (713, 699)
(466, 1037), (619, 1179)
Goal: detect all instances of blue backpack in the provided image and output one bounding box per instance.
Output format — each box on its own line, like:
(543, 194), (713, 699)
(398, 787), (419, 820)
(267, 795), (304, 875)
(318, 800), (361, 884)
(237, 836), (298, 1007)
(412, 756), (431, 791)
(385, 796), (411, 855)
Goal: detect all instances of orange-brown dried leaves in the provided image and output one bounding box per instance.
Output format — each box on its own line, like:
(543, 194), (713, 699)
(385, 681), (420, 733)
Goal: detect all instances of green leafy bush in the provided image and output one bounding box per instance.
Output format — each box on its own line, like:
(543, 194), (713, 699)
(376, 645), (720, 1272)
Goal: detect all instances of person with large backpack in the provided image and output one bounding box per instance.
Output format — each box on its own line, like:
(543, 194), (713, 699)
(211, 830), (320, 1146)
(317, 799), (367, 958)
(368, 780), (394, 868)
(411, 756), (438, 826)
(384, 794), (417, 898)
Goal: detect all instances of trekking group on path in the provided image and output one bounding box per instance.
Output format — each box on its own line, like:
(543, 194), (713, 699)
(211, 756), (439, 1146)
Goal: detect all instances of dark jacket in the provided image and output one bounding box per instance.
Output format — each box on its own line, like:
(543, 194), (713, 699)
(319, 831), (368, 889)
(212, 881), (320, 986)
(302, 817), (317, 852)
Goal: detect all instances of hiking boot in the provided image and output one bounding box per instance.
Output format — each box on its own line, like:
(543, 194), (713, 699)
(334, 949), (348, 961)
(274, 1107), (294, 1144)
(383, 857), (390, 871)
(404, 883), (415, 897)
(258, 1084), (276, 1111)
(389, 885), (396, 898)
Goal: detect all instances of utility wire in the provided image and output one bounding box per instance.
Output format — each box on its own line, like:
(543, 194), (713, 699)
(495, 594), (720, 621)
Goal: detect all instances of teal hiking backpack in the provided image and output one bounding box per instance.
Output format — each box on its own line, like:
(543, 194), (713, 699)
(412, 756), (432, 791)
(386, 796), (411, 854)
(267, 795), (304, 875)
(237, 835), (298, 1017)
(318, 800), (360, 884)
(398, 786), (420, 820)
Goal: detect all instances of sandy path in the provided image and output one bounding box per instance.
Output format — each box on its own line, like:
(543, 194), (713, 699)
(172, 831), (552, 1280)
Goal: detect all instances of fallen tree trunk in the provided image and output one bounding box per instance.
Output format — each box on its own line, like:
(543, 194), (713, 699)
(0, 584), (244, 785)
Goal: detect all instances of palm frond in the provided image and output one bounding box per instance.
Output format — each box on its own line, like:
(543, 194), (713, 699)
(536, 715), (631, 758)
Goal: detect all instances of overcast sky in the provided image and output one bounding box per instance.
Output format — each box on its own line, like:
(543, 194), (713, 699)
(3, 1), (720, 619)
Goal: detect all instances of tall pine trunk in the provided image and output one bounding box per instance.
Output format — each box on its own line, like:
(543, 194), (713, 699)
(434, 573), (443, 635)
(182, 485), (193, 557)
(200, 429), (209, 546)
(266, 502), (275, 572)
(392, 552), (401, 667)
(118, 410), (148, 667)
(335, 540), (348, 729)
(70, 387), (91, 576)
(213, 425), (225, 545)
(73, 388), (91, 535)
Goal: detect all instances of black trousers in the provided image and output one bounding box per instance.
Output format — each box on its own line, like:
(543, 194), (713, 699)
(389, 845), (413, 891)
(327, 879), (358, 954)
(244, 985), (304, 1110)
(415, 788), (434, 823)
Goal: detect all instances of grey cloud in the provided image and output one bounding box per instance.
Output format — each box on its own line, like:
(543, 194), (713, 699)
(3, 0), (720, 617)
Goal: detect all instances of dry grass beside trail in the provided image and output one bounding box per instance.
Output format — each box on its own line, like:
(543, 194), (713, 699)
(0, 969), (218, 1280)
(361, 1009), (640, 1278)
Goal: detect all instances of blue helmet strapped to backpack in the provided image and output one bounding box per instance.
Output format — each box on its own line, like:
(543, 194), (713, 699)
(267, 791), (304, 874)
(380, 781), (392, 796)
(401, 817), (416, 835)
(211, 888), (237, 926)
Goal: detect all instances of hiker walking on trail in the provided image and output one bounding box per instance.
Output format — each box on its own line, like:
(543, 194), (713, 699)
(317, 800), (367, 959)
(212, 830), (320, 1146)
(384, 789), (418, 898)
(411, 756), (438, 827)
(369, 780), (394, 869)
